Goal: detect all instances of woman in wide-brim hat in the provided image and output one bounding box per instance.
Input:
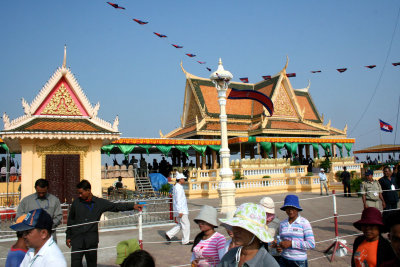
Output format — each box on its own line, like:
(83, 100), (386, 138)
(191, 205), (226, 267)
(217, 203), (279, 267)
(351, 207), (394, 267)
(274, 194), (315, 267)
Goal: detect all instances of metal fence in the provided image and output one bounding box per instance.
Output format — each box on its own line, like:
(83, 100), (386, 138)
(0, 195), (173, 240)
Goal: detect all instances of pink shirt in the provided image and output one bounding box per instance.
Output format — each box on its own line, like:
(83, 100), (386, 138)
(191, 232), (226, 266)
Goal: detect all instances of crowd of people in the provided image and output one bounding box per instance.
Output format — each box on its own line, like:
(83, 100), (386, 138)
(4, 165), (400, 267)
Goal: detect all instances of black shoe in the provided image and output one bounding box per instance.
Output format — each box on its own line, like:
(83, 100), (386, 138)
(183, 242), (193, 245)
(165, 234), (171, 242)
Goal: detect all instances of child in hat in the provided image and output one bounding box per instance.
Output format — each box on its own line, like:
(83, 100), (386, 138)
(274, 195), (315, 267)
(191, 205), (226, 267)
(351, 207), (394, 267)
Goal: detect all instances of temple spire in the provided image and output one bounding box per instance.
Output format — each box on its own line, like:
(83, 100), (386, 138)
(62, 45), (67, 68)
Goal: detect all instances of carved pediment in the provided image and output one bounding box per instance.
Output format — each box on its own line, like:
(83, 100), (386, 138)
(41, 84), (82, 116)
(36, 140), (88, 155)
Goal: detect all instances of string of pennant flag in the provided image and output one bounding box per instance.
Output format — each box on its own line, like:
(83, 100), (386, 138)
(106, 2), (400, 83)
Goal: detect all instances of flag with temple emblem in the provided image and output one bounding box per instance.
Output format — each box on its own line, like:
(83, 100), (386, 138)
(228, 88), (274, 116)
(379, 120), (393, 132)
(240, 78), (249, 83)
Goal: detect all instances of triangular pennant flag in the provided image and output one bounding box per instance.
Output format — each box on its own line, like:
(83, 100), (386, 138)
(107, 2), (125, 9)
(286, 73), (296, 77)
(262, 75), (271, 80)
(337, 68), (347, 73)
(240, 77), (249, 83)
(185, 54), (196, 57)
(133, 19), (148, 25)
(172, 44), (183, 48)
(365, 65), (376, 69)
(311, 70), (321, 73)
(153, 32), (167, 38)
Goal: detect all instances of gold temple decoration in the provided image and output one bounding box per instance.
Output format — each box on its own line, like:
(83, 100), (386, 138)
(273, 86), (297, 117)
(42, 84), (82, 115)
(37, 140), (88, 179)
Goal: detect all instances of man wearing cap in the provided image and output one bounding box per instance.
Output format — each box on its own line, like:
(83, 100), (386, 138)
(66, 180), (143, 267)
(319, 168), (329, 195)
(10, 209), (67, 266)
(165, 172), (191, 245)
(361, 170), (386, 210)
(379, 166), (399, 210)
(17, 178), (62, 242)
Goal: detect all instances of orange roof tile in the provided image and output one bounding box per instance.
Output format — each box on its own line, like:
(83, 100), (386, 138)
(269, 121), (322, 131)
(206, 123), (250, 131)
(25, 121), (100, 132)
(169, 125), (197, 138)
(296, 95), (318, 121)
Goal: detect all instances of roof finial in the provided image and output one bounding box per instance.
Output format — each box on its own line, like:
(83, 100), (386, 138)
(62, 45), (67, 69)
(219, 58), (222, 65)
(283, 55), (289, 72)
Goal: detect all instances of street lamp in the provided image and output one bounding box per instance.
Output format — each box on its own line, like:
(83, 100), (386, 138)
(210, 58), (236, 218)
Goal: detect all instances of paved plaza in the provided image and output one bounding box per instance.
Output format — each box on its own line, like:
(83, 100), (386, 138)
(0, 191), (370, 266)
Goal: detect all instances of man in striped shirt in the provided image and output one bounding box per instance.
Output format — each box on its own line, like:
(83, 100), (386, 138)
(275, 195), (315, 267)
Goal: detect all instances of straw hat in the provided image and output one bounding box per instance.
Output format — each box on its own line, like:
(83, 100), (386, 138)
(259, 197), (275, 214)
(219, 203), (273, 243)
(194, 205), (218, 227)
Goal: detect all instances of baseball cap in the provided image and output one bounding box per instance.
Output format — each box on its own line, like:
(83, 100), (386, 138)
(10, 209), (53, 232)
(365, 170), (373, 176)
(320, 168), (325, 172)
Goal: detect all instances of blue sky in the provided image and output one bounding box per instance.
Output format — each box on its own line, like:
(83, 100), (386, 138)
(1, 0), (399, 159)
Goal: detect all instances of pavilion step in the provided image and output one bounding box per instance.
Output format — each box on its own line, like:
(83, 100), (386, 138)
(135, 177), (156, 196)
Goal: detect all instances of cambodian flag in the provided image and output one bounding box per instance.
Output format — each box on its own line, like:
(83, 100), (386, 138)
(379, 119), (393, 132)
(228, 88), (274, 116)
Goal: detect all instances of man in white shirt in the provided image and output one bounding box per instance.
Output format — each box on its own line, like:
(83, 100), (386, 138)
(10, 208), (67, 267)
(319, 168), (329, 195)
(165, 172), (192, 245)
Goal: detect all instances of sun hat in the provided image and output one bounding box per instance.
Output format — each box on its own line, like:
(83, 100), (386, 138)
(365, 170), (373, 176)
(219, 203), (273, 243)
(194, 205), (218, 227)
(259, 197), (275, 214)
(116, 238), (141, 265)
(280, 195), (303, 211)
(10, 209), (53, 232)
(353, 207), (385, 231)
(175, 172), (186, 180)
(320, 168), (325, 172)
(220, 222), (232, 231)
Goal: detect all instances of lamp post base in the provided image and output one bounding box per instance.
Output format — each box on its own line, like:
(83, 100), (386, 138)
(218, 180), (236, 218)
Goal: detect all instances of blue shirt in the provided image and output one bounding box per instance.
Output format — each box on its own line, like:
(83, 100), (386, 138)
(5, 247), (27, 267)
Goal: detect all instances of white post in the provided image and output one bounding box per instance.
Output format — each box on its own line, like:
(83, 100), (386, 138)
(138, 209), (143, 249)
(210, 59), (236, 218)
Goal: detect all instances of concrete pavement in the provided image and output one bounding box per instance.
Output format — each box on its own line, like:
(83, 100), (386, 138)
(0, 191), (370, 266)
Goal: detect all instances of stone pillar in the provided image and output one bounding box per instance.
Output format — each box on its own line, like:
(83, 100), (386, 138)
(332, 144), (336, 157)
(212, 149), (217, 169)
(313, 146), (318, 159)
(201, 153), (206, 170)
(273, 144), (277, 158)
(305, 144), (310, 159)
(195, 152), (200, 168)
(240, 143), (246, 159)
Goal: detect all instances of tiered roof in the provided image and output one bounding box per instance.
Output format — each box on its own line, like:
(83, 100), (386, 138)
(164, 59), (347, 139)
(1, 47), (120, 152)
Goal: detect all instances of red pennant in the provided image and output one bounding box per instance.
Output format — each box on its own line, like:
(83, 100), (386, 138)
(107, 2), (125, 9)
(153, 32), (167, 38)
(240, 78), (249, 83)
(311, 70), (321, 73)
(365, 65), (376, 69)
(337, 68), (347, 73)
(286, 73), (296, 77)
(393, 62), (400, 66)
(262, 75), (271, 80)
(133, 19), (148, 25)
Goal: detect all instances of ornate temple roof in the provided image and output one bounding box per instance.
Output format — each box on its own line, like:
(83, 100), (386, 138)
(1, 47), (120, 151)
(164, 59), (347, 139)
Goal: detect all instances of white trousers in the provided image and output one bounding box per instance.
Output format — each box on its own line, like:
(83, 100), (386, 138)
(320, 180), (328, 195)
(166, 214), (190, 244)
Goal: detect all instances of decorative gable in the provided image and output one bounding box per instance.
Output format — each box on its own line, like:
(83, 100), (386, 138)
(35, 78), (89, 116)
(272, 85), (297, 118)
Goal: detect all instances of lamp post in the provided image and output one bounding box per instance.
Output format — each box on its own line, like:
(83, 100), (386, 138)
(210, 59), (236, 218)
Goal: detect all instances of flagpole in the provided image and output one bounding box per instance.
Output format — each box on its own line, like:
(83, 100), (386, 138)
(394, 95), (400, 161)
(379, 119), (383, 163)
